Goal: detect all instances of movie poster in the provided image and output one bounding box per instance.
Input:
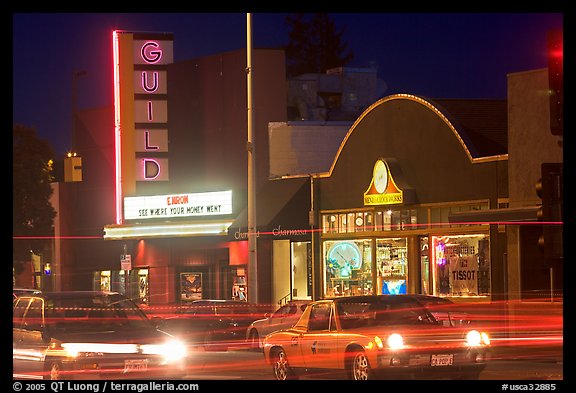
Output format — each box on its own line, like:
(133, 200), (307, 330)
(180, 272), (202, 301)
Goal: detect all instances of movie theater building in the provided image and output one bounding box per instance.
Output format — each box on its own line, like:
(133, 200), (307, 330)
(70, 31), (302, 305)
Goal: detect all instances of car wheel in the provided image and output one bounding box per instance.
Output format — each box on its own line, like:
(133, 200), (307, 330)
(348, 350), (372, 380)
(248, 330), (261, 351)
(44, 360), (64, 380)
(272, 348), (297, 380)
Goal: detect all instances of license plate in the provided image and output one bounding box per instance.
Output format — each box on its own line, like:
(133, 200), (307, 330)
(430, 354), (454, 366)
(124, 359), (148, 372)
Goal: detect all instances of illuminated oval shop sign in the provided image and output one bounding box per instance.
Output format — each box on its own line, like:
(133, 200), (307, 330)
(124, 190), (232, 220)
(363, 159), (403, 206)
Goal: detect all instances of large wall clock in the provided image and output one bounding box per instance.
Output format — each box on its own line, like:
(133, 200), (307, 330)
(328, 242), (363, 270)
(373, 159), (389, 194)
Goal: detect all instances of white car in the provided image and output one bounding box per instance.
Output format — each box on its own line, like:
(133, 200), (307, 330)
(246, 300), (309, 350)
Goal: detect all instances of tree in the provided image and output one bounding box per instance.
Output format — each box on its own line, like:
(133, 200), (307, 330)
(284, 13), (354, 78)
(13, 124), (57, 273)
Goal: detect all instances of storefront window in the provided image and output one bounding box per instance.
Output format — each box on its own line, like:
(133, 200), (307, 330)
(321, 208), (417, 234)
(291, 241), (312, 299)
(100, 271), (111, 291)
(94, 269), (149, 304)
(420, 237), (430, 294)
(324, 239), (372, 297)
(339, 214), (348, 233)
(323, 214), (338, 234)
(432, 234), (490, 297)
(376, 238), (408, 294)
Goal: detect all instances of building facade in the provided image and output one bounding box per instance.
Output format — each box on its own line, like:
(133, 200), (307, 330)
(43, 32), (561, 308)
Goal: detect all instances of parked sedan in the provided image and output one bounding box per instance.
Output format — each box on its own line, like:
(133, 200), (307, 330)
(263, 295), (490, 380)
(246, 300), (310, 350)
(159, 299), (270, 351)
(13, 291), (188, 380)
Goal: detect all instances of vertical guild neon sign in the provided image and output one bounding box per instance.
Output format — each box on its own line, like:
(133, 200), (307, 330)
(113, 31), (173, 224)
(133, 37), (172, 181)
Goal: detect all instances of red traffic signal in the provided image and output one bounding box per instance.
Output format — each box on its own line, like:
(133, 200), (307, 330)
(547, 29), (563, 136)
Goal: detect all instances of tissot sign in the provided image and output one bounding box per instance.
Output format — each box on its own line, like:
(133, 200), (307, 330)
(124, 191), (233, 220)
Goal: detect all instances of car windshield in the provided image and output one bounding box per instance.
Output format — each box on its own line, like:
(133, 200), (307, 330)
(45, 295), (154, 332)
(337, 297), (437, 329)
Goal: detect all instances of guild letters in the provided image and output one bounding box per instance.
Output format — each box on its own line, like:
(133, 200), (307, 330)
(134, 38), (173, 181)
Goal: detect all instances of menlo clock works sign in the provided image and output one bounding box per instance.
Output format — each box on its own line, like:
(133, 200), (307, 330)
(364, 158), (404, 206)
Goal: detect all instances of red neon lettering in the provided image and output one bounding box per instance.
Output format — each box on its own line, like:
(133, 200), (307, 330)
(144, 159), (160, 179)
(141, 42), (162, 63)
(144, 131), (159, 150)
(141, 71), (159, 92)
(147, 101), (153, 121)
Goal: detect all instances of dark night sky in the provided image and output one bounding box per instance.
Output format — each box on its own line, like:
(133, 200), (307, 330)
(12, 12), (563, 156)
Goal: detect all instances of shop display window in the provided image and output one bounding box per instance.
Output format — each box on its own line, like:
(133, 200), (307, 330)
(432, 234), (490, 297)
(94, 269), (149, 304)
(323, 214), (338, 234)
(376, 238), (408, 294)
(420, 237), (430, 295)
(291, 241), (312, 299)
(324, 239), (372, 297)
(321, 208), (417, 234)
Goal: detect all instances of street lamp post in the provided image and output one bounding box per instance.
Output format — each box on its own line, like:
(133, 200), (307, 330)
(246, 13), (258, 303)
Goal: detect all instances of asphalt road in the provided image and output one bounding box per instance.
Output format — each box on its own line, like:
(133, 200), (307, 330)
(182, 346), (564, 381)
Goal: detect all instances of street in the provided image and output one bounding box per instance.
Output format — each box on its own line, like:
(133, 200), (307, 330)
(182, 346), (563, 381)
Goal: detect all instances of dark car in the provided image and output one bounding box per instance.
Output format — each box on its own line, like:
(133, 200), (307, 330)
(13, 291), (188, 380)
(246, 300), (310, 351)
(263, 295), (490, 380)
(159, 299), (270, 351)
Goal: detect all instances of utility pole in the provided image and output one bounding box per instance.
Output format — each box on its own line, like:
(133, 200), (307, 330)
(246, 13), (258, 303)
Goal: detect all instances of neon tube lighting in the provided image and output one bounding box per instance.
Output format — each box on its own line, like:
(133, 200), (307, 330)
(103, 220), (235, 240)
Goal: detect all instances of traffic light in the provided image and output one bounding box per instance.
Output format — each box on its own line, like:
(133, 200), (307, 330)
(547, 29), (563, 136)
(536, 163), (563, 260)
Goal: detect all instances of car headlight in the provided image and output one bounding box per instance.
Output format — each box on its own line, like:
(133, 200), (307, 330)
(386, 333), (404, 350)
(466, 330), (490, 347)
(61, 343), (139, 357)
(142, 339), (188, 362)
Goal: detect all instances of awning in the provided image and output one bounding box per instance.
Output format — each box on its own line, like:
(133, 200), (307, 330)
(228, 177), (310, 238)
(448, 206), (539, 224)
(103, 218), (234, 240)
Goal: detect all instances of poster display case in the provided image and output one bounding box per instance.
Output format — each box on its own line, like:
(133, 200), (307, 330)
(180, 272), (202, 301)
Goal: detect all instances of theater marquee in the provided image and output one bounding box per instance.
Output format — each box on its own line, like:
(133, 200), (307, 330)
(124, 190), (233, 220)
